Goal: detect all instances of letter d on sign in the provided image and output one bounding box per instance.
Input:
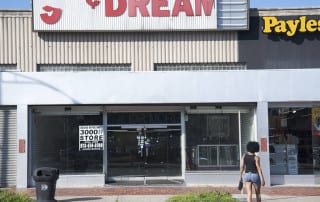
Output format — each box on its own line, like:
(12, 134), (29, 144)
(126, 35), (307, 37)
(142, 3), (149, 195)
(105, 0), (127, 16)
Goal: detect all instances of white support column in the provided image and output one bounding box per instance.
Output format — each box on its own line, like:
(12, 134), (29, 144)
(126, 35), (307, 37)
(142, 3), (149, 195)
(103, 112), (108, 182)
(238, 111), (242, 161)
(181, 112), (186, 179)
(16, 105), (28, 188)
(257, 102), (271, 186)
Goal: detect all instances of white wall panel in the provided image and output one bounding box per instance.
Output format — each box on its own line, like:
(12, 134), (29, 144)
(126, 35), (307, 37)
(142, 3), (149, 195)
(2, 69), (320, 105)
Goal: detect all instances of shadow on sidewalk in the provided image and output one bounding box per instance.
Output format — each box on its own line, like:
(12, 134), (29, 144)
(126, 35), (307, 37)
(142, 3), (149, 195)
(58, 197), (103, 202)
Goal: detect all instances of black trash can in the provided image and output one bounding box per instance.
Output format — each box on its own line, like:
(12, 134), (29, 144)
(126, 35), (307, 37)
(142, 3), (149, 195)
(33, 167), (59, 202)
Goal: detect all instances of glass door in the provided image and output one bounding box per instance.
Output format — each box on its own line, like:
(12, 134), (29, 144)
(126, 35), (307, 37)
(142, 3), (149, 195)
(107, 125), (181, 178)
(144, 127), (181, 177)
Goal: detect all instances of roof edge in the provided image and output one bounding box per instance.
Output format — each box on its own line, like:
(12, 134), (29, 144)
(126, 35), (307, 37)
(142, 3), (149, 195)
(250, 7), (320, 16)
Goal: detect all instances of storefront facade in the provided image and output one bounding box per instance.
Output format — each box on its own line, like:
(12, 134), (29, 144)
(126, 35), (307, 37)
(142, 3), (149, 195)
(239, 8), (320, 185)
(1, 4), (320, 188)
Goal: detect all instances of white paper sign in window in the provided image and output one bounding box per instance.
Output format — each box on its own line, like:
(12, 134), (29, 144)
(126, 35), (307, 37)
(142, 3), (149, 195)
(79, 125), (104, 151)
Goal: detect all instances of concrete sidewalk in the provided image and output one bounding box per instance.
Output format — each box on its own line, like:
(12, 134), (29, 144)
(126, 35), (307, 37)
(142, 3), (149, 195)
(54, 195), (320, 202)
(55, 195), (170, 202)
(24, 185), (320, 202)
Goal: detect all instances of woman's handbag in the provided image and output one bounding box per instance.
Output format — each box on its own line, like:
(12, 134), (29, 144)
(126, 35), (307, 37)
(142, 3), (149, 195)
(238, 179), (243, 190)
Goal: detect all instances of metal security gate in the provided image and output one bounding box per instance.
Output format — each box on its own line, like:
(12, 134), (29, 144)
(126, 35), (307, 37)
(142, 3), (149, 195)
(0, 107), (17, 187)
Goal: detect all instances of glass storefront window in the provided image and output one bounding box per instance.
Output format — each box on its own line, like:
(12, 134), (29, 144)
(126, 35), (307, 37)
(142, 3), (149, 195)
(269, 107), (320, 175)
(186, 107), (255, 171)
(31, 113), (103, 174)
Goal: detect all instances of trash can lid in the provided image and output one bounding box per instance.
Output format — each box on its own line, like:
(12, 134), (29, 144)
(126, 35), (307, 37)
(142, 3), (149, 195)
(33, 167), (59, 181)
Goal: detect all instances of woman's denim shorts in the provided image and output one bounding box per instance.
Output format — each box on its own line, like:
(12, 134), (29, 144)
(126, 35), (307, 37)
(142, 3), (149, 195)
(243, 172), (261, 185)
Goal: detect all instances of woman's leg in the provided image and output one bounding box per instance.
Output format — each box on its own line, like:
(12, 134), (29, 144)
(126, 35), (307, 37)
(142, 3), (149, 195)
(245, 181), (253, 202)
(252, 183), (261, 202)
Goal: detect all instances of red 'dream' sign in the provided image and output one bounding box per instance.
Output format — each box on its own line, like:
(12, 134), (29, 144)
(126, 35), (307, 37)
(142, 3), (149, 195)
(33, 0), (218, 31)
(105, 0), (215, 17)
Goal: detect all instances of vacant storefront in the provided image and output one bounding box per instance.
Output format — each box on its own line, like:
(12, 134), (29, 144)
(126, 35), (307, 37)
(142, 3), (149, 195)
(28, 105), (256, 186)
(2, 2), (320, 188)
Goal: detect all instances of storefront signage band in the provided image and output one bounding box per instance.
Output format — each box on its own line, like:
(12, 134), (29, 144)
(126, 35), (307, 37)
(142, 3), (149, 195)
(33, 0), (249, 31)
(262, 16), (320, 37)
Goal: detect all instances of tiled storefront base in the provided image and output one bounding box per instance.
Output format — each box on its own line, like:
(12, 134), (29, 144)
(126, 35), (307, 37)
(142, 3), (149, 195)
(271, 175), (319, 185)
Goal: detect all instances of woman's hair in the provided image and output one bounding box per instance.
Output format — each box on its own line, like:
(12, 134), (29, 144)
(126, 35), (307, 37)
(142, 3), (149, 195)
(246, 141), (260, 153)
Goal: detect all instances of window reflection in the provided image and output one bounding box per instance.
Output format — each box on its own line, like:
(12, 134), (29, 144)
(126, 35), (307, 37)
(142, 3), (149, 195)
(31, 114), (103, 174)
(186, 108), (256, 171)
(186, 114), (240, 171)
(269, 107), (320, 175)
(107, 127), (181, 177)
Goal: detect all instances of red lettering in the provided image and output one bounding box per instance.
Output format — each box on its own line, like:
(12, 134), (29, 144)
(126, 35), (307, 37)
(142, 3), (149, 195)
(105, 0), (126, 16)
(195, 0), (214, 16)
(172, 0), (194, 16)
(152, 0), (170, 17)
(129, 0), (150, 17)
(105, 0), (215, 17)
(40, 6), (62, 24)
(86, 0), (101, 9)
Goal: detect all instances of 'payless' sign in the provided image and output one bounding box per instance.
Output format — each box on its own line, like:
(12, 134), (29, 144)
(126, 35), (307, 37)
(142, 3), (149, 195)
(79, 125), (104, 151)
(262, 16), (320, 37)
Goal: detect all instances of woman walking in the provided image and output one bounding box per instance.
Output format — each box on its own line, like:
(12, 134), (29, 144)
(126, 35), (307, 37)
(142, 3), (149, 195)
(240, 141), (265, 202)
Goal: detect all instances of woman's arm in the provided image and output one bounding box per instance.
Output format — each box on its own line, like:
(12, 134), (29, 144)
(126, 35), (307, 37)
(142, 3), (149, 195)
(239, 154), (245, 180)
(255, 155), (265, 186)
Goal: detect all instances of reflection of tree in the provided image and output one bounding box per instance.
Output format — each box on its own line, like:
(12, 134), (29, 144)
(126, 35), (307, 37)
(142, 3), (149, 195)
(314, 112), (320, 130)
(1, 72), (79, 104)
(0, 72), (81, 186)
(207, 115), (230, 142)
